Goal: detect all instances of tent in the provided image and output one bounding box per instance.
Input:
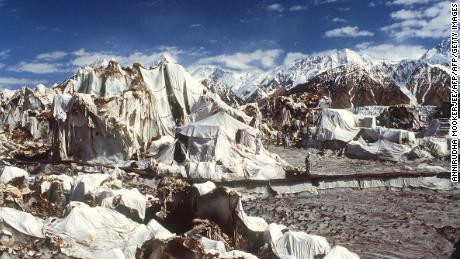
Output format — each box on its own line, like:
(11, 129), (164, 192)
(155, 111), (286, 181)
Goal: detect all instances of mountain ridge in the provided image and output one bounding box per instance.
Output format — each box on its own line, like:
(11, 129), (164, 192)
(191, 38), (451, 107)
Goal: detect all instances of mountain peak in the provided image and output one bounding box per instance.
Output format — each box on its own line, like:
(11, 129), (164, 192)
(420, 37), (450, 65)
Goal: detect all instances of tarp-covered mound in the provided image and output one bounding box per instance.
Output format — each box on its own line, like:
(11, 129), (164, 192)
(51, 59), (255, 163)
(1, 202), (173, 259)
(45, 202), (168, 258)
(264, 223), (333, 259)
(361, 126), (416, 144)
(346, 138), (411, 162)
(0, 175), (360, 259)
(51, 60), (206, 161)
(315, 109), (360, 143)
(0, 59), (289, 181)
(155, 111), (287, 181)
(0, 85), (54, 159)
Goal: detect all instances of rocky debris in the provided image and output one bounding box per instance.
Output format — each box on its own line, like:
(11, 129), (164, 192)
(255, 93), (322, 146)
(376, 104), (421, 131)
(0, 163), (363, 259)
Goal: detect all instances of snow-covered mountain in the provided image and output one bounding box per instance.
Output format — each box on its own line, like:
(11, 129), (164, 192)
(190, 65), (271, 101)
(420, 38), (450, 66)
(191, 48), (376, 102)
(289, 64), (413, 108)
(191, 38), (451, 107)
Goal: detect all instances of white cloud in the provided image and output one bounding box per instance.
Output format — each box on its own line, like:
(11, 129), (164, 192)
(356, 43), (427, 61)
(314, 0), (338, 4)
(324, 26), (374, 37)
(70, 48), (181, 68)
(283, 52), (309, 65)
(382, 1), (450, 39)
(332, 17), (347, 22)
(266, 3), (284, 12)
(289, 5), (307, 11)
(197, 49), (283, 70)
(36, 51), (68, 61)
(0, 63), (5, 69)
(390, 9), (421, 20)
(0, 77), (46, 85)
(0, 49), (10, 59)
(387, 0), (436, 6)
(337, 7), (351, 11)
(7, 46), (193, 74)
(8, 62), (62, 74)
(189, 23), (202, 28)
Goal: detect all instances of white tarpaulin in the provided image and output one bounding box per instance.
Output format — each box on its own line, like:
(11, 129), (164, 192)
(324, 245), (360, 259)
(199, 237), (227, 255)
(193, 181), (217, 196)
(45, 202), (171, 259)
(265, 224), (331, 259)
(70, 173), (122, 200)
(0, 207), (44, 238)
(264, 223), (331, 259)
(274, 231), (330, 259)
(316, 109), (360, 142)
(40, 174), (74, 194)
(219, 250), (258, 259)
(52, 93), (73, 121)
(346, 138), (411, 161)
(177, 111), (256, 140)
(361, 126), (416, 144)
(101, 188), (147, 220)
(156, 111), (287, 181)
(0, 166), (28, 184)
(236, 198), (268, 232)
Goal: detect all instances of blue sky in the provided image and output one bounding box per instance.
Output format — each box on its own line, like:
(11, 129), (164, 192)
(0, 0), (452, 88)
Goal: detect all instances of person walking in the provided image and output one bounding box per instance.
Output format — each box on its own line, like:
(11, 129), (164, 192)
(283, 132), (290, 149)
(304, 152), (311, 175)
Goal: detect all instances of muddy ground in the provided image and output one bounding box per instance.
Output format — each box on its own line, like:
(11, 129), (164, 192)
(244, 188), (460, 259)
(267, 144), (449, 175)
(248, 145), (457, 259)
